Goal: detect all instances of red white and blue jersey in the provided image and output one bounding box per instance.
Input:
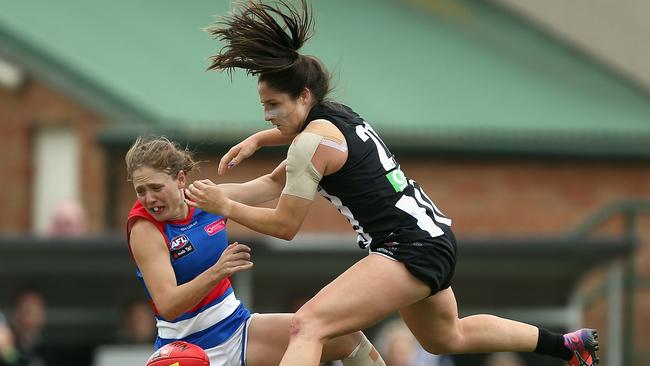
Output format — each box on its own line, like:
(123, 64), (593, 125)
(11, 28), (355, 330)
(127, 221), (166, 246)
(126, 201), (251, 351)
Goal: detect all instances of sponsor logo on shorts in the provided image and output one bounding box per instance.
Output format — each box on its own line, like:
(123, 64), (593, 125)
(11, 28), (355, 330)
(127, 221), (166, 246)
(376, 247), (394, 256)
(204, 218), (226, 236)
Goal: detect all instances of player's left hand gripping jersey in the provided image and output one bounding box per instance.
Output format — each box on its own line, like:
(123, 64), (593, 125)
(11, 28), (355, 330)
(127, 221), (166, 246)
(126, 201), (250, 350)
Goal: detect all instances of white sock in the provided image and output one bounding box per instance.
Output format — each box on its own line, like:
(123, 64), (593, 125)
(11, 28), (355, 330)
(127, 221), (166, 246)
(341, 334), (386, 366)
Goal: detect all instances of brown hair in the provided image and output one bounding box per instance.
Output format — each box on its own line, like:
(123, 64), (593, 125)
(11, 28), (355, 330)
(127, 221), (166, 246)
(125, 136), (199, 181)
(206, 0), (330, 102)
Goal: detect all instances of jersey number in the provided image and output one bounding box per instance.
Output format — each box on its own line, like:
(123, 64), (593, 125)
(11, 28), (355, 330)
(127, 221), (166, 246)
(356, 122), (451, 233)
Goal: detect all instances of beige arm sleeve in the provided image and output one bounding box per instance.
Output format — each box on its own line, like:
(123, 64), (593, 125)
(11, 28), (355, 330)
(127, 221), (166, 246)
(282, 132), (323, 200)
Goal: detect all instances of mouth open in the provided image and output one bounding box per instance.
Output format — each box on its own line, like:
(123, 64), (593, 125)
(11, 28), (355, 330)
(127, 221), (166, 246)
(150, 206), (165, 214)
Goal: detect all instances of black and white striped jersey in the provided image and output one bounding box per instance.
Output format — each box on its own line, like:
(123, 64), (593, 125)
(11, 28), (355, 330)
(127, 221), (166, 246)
(305, 102), (452, 249)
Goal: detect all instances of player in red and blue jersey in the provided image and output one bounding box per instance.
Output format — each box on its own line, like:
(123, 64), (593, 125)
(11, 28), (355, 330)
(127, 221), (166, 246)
(125, 136), (386, 366)
(127, 200), (249, 354)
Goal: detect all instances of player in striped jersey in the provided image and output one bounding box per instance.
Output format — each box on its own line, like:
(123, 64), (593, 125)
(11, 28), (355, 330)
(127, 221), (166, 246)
(190, 1), (600, 366)
(125, 136), (385, 366)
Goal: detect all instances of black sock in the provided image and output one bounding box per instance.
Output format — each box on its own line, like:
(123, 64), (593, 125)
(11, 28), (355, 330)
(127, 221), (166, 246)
(534, 328), (572, 360)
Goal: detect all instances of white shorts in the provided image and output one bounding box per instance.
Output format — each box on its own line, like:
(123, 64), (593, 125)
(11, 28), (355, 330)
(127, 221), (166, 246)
(204, 314), (254, 366)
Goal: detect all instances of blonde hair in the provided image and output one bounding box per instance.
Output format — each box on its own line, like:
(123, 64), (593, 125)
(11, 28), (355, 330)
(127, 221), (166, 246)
(125, 136), (199, 181)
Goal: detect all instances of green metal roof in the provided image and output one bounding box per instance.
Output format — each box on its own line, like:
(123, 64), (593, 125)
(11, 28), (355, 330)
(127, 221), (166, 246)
(1, 0), (649, 155)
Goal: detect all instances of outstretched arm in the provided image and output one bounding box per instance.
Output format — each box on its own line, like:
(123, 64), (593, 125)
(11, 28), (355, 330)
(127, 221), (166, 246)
(189, 120), (347, 241)
(218, 128), (297, 175)
(212, 161), (287, 206)
(223, 193), (313, 240)
(185, 177), (310, 240)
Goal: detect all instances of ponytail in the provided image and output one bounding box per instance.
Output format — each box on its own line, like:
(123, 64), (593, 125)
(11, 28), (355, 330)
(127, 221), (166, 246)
(207, 0), (313, 75)
(206, 0), (330, 102)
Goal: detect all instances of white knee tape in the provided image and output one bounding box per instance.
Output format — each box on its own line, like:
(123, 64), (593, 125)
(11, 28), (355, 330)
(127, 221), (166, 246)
(342, 334), (386, 366)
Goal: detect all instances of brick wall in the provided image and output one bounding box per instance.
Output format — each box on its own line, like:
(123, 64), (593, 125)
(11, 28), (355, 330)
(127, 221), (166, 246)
(113, 154), (650, 234)
(0, 78), (106, 233)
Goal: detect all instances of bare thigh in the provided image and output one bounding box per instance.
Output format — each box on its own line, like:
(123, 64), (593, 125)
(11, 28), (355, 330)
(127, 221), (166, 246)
(245, 314), (292, 366)
(296, 254), (431, 340)
(399, 287), (460, 351)
(245, 314), (365, 366)
(400, 287), (540, 354)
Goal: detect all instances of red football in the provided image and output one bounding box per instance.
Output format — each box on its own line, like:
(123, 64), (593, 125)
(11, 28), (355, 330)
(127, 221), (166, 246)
(146, 341), (210, 366)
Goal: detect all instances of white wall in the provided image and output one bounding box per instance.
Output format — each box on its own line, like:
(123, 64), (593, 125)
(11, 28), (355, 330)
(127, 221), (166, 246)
(490, 0), (650, 91)
(32, 126), (80, 233)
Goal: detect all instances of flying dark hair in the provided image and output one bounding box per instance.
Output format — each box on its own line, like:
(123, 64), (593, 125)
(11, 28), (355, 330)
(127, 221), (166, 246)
(206, 0), (330, 102)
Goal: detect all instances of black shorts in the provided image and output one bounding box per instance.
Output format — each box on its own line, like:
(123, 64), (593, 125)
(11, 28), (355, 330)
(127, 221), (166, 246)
(369, 225), (457, 295)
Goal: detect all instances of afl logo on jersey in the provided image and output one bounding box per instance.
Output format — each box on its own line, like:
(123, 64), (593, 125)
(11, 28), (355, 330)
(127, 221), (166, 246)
(169, 234), (195, 260)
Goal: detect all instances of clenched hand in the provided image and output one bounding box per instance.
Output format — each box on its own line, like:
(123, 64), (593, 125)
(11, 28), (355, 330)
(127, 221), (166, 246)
(185, 179), (232, 216)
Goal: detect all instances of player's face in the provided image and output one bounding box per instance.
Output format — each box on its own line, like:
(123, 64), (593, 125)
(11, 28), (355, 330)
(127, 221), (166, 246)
(258, 81), (312, 135)
(132, 166), (187, 221)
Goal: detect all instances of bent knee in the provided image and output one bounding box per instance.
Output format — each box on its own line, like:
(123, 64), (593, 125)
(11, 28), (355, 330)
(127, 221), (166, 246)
(288, 306), (329, 341)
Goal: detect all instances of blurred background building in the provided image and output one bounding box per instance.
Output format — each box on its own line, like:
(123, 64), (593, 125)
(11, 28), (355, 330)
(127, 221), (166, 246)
(1, 0), (649, 365)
